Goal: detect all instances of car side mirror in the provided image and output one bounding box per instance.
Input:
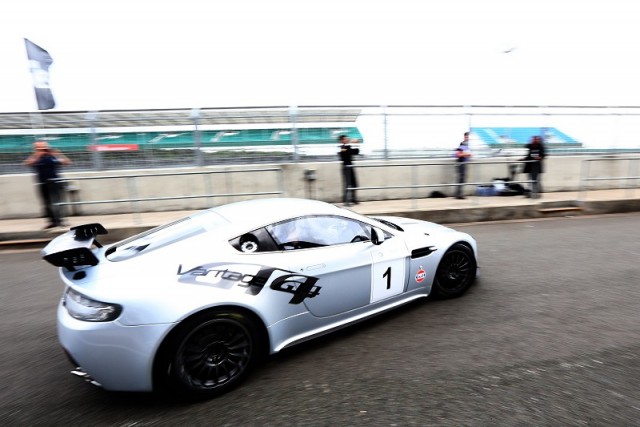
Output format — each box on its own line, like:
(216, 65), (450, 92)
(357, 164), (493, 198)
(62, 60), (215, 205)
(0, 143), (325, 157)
(371, 227), (385, 245)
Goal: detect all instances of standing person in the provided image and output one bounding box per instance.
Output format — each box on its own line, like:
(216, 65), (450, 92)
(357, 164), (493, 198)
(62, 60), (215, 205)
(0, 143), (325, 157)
(454, 131), (472, 199)
(23, 141), (72, 229)
(338, 135), (360, 206)
(523, 135), (546, 198)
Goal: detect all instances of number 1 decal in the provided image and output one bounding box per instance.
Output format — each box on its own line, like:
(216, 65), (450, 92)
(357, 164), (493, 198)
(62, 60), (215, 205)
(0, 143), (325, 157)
(371, 259), (405, 303)
(383, 266), (391, 289)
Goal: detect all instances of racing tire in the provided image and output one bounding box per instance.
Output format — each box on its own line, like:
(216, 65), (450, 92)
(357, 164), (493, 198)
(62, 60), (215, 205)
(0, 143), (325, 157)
(155, 309), (263, 400)
(432, 243), (477, 299)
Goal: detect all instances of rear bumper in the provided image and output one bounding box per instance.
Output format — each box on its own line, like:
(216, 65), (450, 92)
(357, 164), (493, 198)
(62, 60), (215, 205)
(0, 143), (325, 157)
(57, 302), (174, 392)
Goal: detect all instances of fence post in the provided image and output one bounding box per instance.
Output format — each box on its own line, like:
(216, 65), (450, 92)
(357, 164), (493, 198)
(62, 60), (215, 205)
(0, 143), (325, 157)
(290, 105), (299, 162)
(382, 105), (389, 160)
(191, 108), (203, 167)
(87, 111), (102, 170)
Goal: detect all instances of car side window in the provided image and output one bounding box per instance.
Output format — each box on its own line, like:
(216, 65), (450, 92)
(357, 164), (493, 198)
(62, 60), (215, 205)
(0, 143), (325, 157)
(229, 228), (279, 253)
(267, 216), (371, 250)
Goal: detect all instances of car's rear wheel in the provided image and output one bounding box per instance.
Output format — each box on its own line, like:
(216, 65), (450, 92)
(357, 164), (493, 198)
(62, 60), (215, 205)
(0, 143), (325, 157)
(432, 243), (476, 298)
(156, 309), (262, 400)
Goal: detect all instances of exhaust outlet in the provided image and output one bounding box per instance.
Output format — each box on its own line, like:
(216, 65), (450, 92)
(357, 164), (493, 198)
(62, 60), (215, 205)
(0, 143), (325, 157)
(70, 367), (102, 387)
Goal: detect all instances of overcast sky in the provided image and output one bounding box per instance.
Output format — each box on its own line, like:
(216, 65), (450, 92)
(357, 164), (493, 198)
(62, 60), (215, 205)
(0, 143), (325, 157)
(2, 0), (640, 113)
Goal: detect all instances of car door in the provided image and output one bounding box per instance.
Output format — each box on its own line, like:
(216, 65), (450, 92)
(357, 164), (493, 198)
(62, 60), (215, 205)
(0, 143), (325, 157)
(279, 243), (373, 317)
(266, 216), (410, 318)
(369, 233), (409, 303)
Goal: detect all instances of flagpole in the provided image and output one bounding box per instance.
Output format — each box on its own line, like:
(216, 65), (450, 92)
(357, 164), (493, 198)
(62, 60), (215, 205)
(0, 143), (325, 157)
(28, 111), (47, 144)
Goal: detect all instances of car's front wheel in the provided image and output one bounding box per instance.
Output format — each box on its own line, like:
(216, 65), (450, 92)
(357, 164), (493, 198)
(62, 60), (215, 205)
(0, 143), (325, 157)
(432, 243), (477, 298)
(155, 309), (262, 400)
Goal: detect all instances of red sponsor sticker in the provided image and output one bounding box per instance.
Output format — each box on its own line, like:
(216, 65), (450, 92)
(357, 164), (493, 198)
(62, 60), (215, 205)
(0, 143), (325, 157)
(415, 267), (426, 283)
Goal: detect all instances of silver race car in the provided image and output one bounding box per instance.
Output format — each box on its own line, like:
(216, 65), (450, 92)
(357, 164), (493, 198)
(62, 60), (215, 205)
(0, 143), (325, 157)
(42, 198), (478, 399)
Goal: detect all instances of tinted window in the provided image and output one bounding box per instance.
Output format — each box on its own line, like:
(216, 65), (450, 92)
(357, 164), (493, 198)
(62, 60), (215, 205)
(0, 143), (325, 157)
(267, 216), (371, 250)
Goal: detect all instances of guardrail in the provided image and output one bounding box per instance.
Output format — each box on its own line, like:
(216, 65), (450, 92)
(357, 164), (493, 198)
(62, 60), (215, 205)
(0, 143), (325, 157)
(578, 157), (640, 200)
(349, 159), (535, 208)
(53, 167), (284, 223)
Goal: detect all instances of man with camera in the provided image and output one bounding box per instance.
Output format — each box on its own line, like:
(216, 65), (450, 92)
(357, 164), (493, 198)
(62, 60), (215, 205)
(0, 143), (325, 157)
(23, 141), (72, 229)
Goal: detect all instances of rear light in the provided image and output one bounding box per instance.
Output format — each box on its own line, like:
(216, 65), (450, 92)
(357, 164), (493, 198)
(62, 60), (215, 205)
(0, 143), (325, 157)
(63, 287), (122, 322)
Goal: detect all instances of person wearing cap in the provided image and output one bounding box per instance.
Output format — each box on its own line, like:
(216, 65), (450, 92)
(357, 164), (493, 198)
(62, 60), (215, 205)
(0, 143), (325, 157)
(23, 141), (72, 229)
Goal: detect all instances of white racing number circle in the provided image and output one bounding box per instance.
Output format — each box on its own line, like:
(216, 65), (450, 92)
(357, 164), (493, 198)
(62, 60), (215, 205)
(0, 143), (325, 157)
(241, 240), (258, 253)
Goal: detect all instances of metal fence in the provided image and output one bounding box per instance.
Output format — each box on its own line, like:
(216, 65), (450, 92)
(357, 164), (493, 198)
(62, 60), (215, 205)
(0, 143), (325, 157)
(3, 105), (640, 174)
(53, 167), (285, 223)
(349, 159), (535, 208)
(578, 157), (640, 200)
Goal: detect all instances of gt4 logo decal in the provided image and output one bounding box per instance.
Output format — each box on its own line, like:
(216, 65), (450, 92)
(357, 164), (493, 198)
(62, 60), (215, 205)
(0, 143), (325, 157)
(176, 263), (321, 304)
(270, 274), (321, 304)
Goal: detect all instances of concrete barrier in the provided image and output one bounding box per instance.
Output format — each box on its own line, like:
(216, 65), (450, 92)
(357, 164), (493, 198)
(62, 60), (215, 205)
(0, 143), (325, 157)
(2, 155), (637, 219)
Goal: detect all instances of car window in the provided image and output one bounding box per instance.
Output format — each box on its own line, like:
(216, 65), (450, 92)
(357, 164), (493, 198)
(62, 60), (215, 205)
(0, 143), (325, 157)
(106, 210), (228, 261)
(229, 228), (279, 253)
(266, 216), (371, 250)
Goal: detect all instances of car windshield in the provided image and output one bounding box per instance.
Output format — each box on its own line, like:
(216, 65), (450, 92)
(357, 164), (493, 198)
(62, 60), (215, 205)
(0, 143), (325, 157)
(106, 210), (228, 261)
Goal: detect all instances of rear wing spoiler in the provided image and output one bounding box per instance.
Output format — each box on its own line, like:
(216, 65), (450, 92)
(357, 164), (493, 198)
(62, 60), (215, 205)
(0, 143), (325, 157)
(41, 223), (108, 271)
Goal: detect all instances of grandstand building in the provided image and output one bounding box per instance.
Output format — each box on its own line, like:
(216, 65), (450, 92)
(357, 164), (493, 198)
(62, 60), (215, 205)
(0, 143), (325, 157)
(0, 107), (363, 155)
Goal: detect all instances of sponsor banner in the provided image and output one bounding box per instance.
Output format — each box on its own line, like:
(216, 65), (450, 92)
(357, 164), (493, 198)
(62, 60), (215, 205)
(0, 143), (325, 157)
(89, 144), (139, 152)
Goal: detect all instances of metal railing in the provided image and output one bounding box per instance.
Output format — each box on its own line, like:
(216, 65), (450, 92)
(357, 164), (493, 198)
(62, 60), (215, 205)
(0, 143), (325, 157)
(349, 159), (535, 208)
(53, 167), (285, 223)
(578, 157), (640, 200)
(4, 105), (640, 174)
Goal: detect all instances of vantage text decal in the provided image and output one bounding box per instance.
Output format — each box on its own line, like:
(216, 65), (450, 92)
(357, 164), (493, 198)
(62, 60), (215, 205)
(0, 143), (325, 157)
(177, 263), (321, 304)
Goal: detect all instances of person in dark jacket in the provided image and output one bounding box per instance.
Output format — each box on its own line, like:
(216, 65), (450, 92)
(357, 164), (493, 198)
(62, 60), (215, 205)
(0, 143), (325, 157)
(338, 135), (360, 206)
(523, 135), (546, 198)
(23, 141), (72, 228)
(454, 131), (472, 199)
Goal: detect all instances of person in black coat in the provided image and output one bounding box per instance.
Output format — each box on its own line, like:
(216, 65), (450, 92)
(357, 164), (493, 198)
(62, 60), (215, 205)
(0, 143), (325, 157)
(23, 141), (72, 228)
(523, 135), (546, 198)
(338, 135), (360, 206)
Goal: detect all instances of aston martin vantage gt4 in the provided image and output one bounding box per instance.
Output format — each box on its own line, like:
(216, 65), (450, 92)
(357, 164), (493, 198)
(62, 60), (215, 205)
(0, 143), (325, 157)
(42, 198), (479, 399)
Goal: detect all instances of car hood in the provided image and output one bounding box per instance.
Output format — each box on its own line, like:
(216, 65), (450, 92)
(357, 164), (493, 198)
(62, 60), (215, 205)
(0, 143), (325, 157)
(374, 216), (455, 235)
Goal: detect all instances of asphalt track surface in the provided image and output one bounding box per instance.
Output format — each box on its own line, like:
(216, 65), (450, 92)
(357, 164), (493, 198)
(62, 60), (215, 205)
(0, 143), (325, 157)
(1, 213), (640, 426)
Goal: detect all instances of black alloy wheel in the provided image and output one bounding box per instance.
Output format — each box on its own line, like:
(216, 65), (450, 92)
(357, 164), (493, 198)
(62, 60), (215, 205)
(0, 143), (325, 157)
(156, 310), (262, 399)
(432, 243), (477, 298)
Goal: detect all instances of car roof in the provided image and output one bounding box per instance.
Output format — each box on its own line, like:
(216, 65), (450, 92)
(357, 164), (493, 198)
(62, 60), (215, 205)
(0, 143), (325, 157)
(209, 198), (350, 230)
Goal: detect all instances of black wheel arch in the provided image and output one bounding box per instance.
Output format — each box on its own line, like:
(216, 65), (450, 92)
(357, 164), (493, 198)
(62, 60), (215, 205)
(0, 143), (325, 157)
(151, 304), (270, 393)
